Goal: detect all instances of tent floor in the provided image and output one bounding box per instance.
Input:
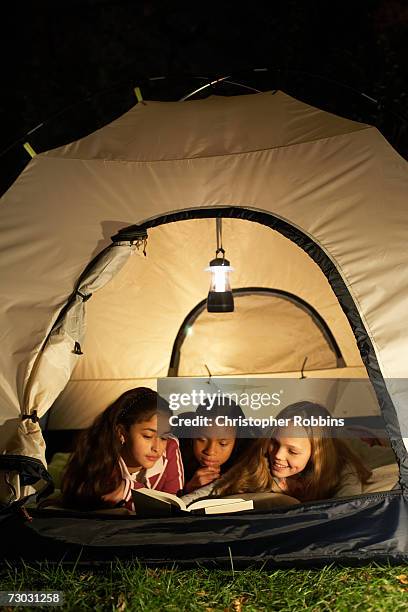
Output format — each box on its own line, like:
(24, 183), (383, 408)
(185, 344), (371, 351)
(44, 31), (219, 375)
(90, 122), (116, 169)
(1, 491), (407, 567)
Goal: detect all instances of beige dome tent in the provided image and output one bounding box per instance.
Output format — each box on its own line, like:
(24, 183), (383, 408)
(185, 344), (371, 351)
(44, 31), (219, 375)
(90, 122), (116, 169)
(1, 90), (407, 564)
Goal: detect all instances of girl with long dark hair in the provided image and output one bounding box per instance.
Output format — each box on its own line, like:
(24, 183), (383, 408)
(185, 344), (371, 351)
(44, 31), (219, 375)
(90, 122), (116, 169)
(61, 387), (184, 510)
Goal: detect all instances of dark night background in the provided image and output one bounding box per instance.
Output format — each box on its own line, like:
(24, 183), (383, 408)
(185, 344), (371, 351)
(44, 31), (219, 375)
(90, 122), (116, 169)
(1, 0), (408, 195)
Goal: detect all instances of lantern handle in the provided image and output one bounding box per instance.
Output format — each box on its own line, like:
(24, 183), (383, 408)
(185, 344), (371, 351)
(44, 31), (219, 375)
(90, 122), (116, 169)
(216, 218), (226, 260)
(215, 246), (226, 260)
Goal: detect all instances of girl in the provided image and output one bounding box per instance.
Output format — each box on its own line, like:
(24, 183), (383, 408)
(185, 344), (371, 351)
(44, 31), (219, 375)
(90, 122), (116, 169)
(213, 402), (372, 502)
(179, 399), (252, 494)
(61, 387), (184, 510)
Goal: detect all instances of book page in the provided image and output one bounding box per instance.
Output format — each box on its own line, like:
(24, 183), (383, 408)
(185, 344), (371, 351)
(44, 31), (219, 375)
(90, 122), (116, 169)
(188, 497), (246, 511)
(132, 488), (186, 510)
(203, 500), (254, 515)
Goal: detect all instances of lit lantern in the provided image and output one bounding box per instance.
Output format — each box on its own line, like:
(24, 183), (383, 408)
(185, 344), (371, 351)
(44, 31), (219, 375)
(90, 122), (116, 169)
(206, 219), (234, 312)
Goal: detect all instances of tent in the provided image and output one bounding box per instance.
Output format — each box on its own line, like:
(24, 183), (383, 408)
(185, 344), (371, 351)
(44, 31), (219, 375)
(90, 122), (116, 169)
(0, 90), (407, 565)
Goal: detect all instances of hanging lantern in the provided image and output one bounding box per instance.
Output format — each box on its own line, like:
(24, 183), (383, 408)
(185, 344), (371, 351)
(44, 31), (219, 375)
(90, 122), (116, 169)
(206, 219), (234, 312)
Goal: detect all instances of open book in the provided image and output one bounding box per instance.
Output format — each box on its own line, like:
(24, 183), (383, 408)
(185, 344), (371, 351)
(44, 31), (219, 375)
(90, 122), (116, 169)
(131, 488), (254, 516)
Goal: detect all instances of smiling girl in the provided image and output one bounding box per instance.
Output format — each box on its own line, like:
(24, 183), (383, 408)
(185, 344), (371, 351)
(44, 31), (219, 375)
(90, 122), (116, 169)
(61, 387), (184, 510)
(213, 402), (371, 502)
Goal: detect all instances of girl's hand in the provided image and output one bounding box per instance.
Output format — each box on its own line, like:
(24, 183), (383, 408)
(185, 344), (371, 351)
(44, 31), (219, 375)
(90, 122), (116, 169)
(185, 466), (220, 493)
(101, 481), (127, 505)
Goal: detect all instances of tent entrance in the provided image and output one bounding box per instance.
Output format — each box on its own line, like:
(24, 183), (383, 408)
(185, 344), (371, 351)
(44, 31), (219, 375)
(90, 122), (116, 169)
(35, 207), (407, 489)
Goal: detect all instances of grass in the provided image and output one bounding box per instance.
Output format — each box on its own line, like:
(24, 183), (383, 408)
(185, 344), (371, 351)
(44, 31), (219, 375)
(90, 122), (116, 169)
(0, 562), (408, 611)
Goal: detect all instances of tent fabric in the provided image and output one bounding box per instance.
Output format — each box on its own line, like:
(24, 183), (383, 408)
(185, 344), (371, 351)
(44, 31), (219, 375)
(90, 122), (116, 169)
(42, 90), (371, 162)
(0, 240), (134, 446)
(2, 492), (407, 565)
(0, 452), (53, 510)
(23, 242), (136, 422)
(0, 242), (136, 506)
(0, 421), (48, 502)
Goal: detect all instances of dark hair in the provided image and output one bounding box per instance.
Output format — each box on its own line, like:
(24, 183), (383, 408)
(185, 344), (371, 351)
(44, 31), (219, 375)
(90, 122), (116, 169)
(179, 398), (253, 484)
(61, 387), (169, 510)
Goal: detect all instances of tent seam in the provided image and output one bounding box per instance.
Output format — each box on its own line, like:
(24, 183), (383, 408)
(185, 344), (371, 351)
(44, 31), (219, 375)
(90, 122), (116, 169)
(41, 126), (374, 164)
(67, 367), (366, 382)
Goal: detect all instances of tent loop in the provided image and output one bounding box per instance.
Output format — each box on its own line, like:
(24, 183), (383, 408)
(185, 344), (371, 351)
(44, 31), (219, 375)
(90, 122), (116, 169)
(76, 290), (92, 302)
(111, 226), (148, 256)
(21, 410), (39, 424)
(72, 341), (83, 355)
(134, 86), (145, 104)
(23, 142), (37, 158)
(300, 357), (308, 379)
(136, 237), (148, 257)
(204, 364), (212, 386)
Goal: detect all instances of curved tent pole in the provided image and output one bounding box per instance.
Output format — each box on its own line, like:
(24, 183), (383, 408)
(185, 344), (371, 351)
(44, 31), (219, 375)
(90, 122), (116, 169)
(179, 75), (263, 101)
(168, 287), (344, 377)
